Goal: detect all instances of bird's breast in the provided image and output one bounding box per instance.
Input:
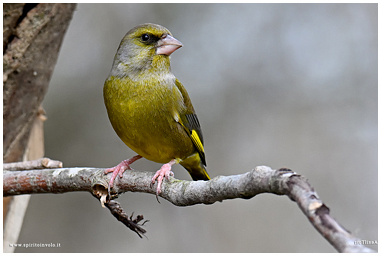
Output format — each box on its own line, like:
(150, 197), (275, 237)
(104, 75), (193, 163)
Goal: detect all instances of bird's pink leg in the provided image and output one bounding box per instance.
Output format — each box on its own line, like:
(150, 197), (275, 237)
(104, 155), (142, 188)
(151, 159), (176, 195)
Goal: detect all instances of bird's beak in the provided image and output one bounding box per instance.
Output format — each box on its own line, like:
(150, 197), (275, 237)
(156, 34), (182, 56)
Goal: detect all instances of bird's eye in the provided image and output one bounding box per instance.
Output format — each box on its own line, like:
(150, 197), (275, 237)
(141, 34), (150, 42)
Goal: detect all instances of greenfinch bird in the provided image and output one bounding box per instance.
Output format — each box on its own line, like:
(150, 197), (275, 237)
(103, 23), (210, 196)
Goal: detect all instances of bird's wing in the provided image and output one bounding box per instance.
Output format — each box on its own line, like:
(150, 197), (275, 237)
(174, 79), (206, 166)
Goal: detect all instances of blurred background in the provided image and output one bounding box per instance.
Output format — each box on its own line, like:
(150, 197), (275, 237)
(16, 3), (377, 253)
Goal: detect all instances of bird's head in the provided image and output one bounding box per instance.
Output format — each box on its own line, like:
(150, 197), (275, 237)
(111, 23), (182, 78)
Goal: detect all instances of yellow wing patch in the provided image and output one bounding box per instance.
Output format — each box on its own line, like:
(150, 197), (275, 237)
(176, 114), (205, 156)
(190, 130), (204, 154)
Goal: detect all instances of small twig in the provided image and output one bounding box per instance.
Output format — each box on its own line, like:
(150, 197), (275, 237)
(91, 180), (148, 238)
(104, 200), (148, 238)
(3, 157), (62, 171)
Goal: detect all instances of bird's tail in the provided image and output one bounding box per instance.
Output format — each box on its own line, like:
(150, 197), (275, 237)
(180, 153), (210, 181)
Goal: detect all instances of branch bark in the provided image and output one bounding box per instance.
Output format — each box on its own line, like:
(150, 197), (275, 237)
(3, 165), (374, 253)
(3, 3), (76, 163)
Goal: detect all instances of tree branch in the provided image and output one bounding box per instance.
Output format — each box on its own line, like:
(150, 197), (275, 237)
(3, 165), (374, 253)
(3, 157), (62, 171)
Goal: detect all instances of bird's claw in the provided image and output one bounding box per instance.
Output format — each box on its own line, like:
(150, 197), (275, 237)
(104, 162), (131, 189)
(104, 155), (142, 189)
(151, 162), (175, 203)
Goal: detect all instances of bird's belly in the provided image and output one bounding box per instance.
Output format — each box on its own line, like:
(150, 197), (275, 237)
(120, 118), (194, 163)
(106, 94), (193, 164)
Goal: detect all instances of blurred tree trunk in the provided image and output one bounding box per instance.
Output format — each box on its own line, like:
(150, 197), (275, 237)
(3, 3), (76, 252)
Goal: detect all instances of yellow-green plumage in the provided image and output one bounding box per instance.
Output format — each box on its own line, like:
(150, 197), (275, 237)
(104, 23), (210, 183)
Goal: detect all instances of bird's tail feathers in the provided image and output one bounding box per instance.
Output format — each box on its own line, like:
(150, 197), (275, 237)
(180, 153), (210, 181)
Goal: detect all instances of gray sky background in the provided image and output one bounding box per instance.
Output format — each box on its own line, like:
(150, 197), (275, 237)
(16, 3), (377, 253)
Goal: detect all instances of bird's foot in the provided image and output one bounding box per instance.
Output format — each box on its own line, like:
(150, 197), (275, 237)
(104, 155), (142, 188)
(151, 159), (176, 201)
